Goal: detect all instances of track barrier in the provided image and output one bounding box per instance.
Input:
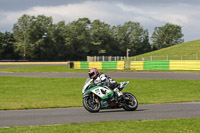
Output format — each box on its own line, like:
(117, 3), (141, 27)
(74, 61), (125, 70)
(131, 60), (200, 70)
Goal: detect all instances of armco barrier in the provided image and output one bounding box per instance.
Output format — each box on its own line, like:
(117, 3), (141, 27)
(74, 61), (124, 70)
(143, 61), (169, 70)
(117, 61), (125, 70)
(131, 61), (170, 70)
(130, 61), (143, 70)
(131, 60), (200, 70)
(170, 61), (200, 70)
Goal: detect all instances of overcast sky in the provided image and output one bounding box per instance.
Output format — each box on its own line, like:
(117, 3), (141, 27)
(0, 0), (199, 42)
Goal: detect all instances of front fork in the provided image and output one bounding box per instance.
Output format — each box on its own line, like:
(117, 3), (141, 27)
(91, 93), (99, 104)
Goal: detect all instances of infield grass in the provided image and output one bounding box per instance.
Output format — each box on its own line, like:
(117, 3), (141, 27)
(0, 118), (199, 133)
(1, 65), (200, 73)
(0, 66), (88, 73)
(0, 76), (200, 110)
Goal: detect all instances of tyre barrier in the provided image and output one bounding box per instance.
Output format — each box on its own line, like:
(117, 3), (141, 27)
(74, 61), (125, 70)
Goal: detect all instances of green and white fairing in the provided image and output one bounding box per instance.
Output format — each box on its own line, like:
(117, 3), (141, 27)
(82, 78), (114, 99)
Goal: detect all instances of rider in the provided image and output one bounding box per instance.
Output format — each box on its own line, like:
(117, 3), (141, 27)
(88, 68), (123, 98)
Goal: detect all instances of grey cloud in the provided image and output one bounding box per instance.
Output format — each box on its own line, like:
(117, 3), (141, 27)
(1, 0), (199, 12)
(0, 0), (84, 11)
(108, 0), (200, 5)
(0, 0), (199, 41)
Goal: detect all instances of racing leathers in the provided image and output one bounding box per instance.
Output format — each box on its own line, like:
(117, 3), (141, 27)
(92, 72), (123, 98)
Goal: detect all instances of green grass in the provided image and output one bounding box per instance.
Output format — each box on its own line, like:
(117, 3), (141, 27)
(0, 66), (125, 73)
(0, 66), (87, 73)
(0, 118), (200, 133)
(1, 65), (200, 73)
(0, 76), (200, 110)
(132, 39), (200, 61)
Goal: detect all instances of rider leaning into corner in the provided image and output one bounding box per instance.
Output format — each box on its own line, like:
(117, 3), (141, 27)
(88, 68), (123, 99)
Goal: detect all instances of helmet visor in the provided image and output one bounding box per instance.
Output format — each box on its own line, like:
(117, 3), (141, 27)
(89, 72), (95, 79)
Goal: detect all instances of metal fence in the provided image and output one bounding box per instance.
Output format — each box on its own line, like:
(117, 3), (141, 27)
(87, 56), (127, 62)
(87, 54), (200, 62)
(131, 54), (200, 61)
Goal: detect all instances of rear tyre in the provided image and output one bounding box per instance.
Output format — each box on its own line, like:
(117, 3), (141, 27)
(83, 95), (101, 113)
(122, 92), (138, 111)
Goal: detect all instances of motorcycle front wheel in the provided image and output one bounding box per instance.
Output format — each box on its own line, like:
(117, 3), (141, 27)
(83, 95), (101, 113)
(122, 92), (138, 111)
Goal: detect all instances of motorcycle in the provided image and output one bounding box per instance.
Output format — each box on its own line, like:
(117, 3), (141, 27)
(82, 78), (138, 113)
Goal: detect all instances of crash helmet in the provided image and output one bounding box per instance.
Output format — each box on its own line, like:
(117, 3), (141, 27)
(88, 68), (99, 79)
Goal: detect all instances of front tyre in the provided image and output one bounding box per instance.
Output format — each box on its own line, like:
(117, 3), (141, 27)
(83, 95), (101, 113)
(123, 92), (138, 111)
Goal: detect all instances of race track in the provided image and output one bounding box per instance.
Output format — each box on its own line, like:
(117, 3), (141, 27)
(1, 72), (200, 79)
(0, 102), (200, 127)
(1, 67), (200, 127)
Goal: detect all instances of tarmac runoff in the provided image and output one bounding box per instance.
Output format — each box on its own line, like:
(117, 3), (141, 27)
(0, 102), (200, 127)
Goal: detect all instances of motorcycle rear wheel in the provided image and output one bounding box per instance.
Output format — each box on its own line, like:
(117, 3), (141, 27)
(83, 95), (101, 113)
(122, 92), (138, 111)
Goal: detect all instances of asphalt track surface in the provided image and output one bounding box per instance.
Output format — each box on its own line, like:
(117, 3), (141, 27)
(1, 71), (200, 79)
(0, 64), (66, 68)
(0, 102), (200, 127)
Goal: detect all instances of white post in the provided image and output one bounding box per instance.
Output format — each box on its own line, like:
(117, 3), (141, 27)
(94, 56), (97, 62)
(109, 56), (111, 61)
(142, 57), (144, 61)
(126, 49), (130, 69)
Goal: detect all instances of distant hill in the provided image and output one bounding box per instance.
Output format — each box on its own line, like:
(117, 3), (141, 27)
(131, 40), (200, 61)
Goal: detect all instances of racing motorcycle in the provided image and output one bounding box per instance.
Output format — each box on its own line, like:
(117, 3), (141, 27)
(82, 78), (138, 113)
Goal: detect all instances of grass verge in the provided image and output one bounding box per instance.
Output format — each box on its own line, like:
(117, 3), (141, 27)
(0, 76), (200, 110)
(1, 65), (200, 73)
(0, 118), (200, 133)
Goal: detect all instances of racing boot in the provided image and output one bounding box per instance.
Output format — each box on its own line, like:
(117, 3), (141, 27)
(113, 88), (123, 100)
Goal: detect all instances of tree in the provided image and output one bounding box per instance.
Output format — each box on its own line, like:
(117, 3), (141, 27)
(65, 18), (91, 60)
(13, 14), (53, 60)
(114, 21), (150, 56)
(89, 19), (116, 56)
(0, 32), (17, 59)
(13, 14), (34, 60)
(151, 23), (184, 50)
(28, 15), (53, 60)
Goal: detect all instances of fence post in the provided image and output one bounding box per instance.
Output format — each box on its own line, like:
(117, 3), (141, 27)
(196, 54), (198, 60)
(94, 56), (97, 62)
(167, 55), (169, 61)
(109, 56), (111, 61)
(150, 56), (152, 61)
(181, 55), (183, 60)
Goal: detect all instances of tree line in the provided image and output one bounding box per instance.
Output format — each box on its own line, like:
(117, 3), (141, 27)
(0, 14), (184, 61)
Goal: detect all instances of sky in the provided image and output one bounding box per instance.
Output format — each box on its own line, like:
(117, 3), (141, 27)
(0, 0), (200, 42)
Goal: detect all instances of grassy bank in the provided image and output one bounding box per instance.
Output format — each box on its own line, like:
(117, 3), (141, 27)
(0, 118), (200, 133)
(0, 76), (200, 110)
(131, 39), (200, 61)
